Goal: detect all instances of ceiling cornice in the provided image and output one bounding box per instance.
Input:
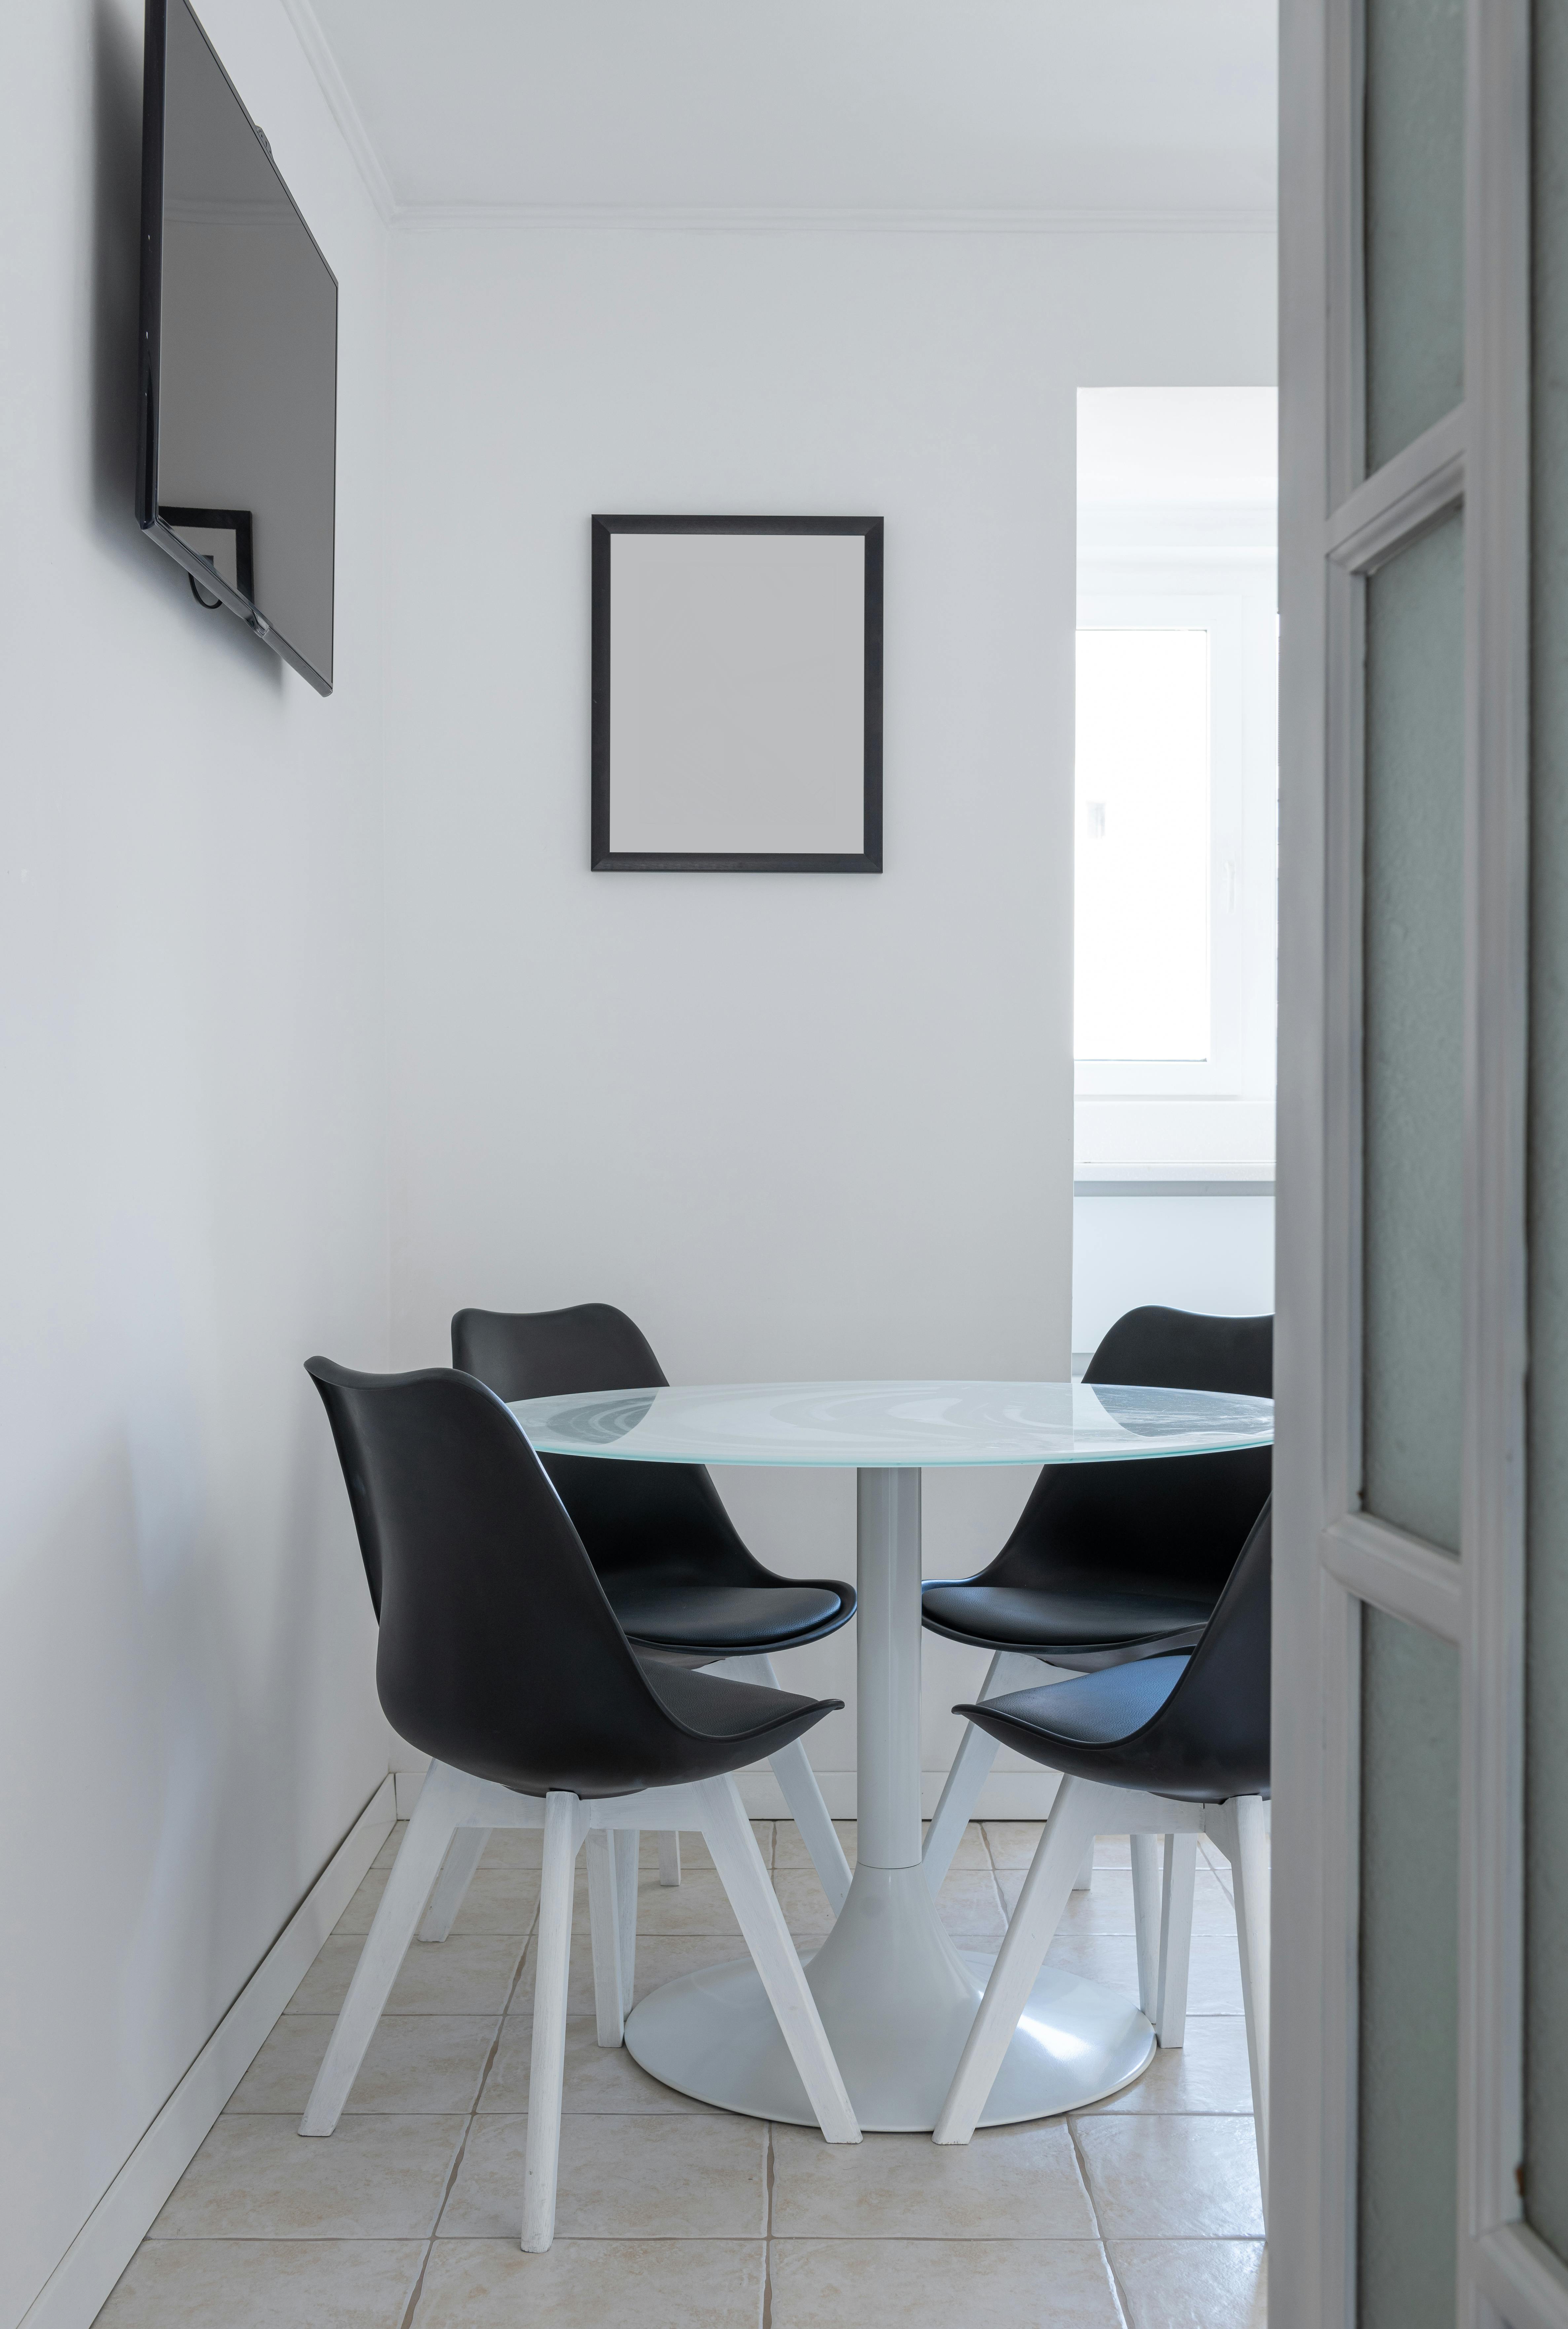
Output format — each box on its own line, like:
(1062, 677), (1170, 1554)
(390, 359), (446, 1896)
(278, 0), (1276, 243)
(278, 0), (398, 223)
(389, 202), (1278, 236)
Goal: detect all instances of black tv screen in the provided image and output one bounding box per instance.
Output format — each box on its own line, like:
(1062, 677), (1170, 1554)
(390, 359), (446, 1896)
(138, 0), (338, 694)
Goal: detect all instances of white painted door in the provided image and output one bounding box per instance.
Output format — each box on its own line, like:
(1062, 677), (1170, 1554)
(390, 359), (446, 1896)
(1273, 0), (1537, 2323)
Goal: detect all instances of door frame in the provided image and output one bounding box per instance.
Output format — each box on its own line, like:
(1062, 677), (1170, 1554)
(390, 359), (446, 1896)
(1273, 0), (1536, 2322)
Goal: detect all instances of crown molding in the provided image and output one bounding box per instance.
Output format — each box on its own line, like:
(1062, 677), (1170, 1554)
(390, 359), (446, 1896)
(271, 3), (1277, 243)
(277, 0), (398, 223)
(388, 200), (1279, 237)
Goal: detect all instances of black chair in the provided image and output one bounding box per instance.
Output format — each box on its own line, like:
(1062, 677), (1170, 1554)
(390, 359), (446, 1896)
(299, 1359), (860, 2252)
(931, 1500), (1271, 2220)
(921, 1304), (1272, 1893)
(450, 1303), (857, 1912)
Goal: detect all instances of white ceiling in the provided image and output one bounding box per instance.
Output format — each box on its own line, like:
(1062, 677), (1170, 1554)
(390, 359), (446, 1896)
(301, 0), (1277, 220)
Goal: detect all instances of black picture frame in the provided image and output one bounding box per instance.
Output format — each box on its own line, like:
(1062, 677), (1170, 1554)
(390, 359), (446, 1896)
(590, 514), (884, 872)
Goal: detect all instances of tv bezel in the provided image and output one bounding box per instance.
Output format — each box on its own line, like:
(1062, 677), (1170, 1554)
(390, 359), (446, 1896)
(137, 0), (339, 696)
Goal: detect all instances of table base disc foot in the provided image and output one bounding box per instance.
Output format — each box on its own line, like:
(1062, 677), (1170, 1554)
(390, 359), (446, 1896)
(623, 1862), (1153, 2133)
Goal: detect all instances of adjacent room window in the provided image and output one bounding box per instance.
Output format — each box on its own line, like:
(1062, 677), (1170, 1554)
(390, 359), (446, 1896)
(1074, 387), (1279, 1168)
(1074, 625), (1212, 1062)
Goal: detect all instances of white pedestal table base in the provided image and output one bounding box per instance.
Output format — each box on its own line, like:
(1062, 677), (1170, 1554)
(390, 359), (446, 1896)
(626, 1463), (1152, 2132)
(624, 1861), (1153, 2130)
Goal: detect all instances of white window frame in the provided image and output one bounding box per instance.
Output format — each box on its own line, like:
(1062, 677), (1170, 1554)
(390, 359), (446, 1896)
(1075, 566), (1278, 1104)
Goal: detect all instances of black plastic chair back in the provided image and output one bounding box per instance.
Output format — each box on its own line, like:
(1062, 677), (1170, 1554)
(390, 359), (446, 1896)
(982, 1305), (1271, 1601)
(307, 1358), (748, 1797)
(966, 1500), (1273, 1803)
(451, 1304), (766, 1588)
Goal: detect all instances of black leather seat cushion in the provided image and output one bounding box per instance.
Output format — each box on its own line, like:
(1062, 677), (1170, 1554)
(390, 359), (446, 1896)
(978, 1656), (1189, 1752)
(639, 1657), (829, 1742)
(919, 1582), (1213, 1664)
(609, 1579), (849, 1655)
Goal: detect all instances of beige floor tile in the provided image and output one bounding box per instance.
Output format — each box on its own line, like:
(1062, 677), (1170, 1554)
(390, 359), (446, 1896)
(1109, 2238), (1267, 2328)
(1045, 1930), (1245, 2016)
(625, 1867), (743, 1937)
(769, 2121), (1096, 2240)
(438, 2112), (769, 2239)
(288, 1933), (525, 2018)
(474, 1827), (545, 1867)
(770, 2238), (1123, 2327)
(1002, 1867), (1238, 1941)
(1074, 2115), (1264, 2240)
(334, 1862), (540, 1940)
(773, 1819), (857, 1869)
(477, 2015), (720, 2114)
(981, 1821), (1044, 1869)
(436, 1864), (543, 1936)
(149, 2114), (465, 2239)
(1075, 2018), (1257, 2118)
(925, 1819), (993, 1870)
(556, 1929), (744, 2015)
(770, 1867), (838, 1938)
(229, 2014), (497, 2116)
(934, 1869), (1007, 1940)
(96, 2238), (425, 2328)
(635, 1828), (721, 1871)
(413, 2237), (766, 2328)
(985, 1827), (1135, 1871)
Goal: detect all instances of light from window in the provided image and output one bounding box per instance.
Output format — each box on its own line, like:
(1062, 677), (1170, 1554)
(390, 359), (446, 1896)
(1074, 628), (1211, 1062)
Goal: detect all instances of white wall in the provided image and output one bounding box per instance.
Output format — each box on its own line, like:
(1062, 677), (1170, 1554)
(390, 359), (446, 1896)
(383, 222), (1276, 1807)
(1073, 1192), (1277, 1357)
(0, 6), (391, 2320)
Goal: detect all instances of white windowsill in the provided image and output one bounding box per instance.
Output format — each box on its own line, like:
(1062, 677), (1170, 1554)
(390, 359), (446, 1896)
(1074, 1162), (1276, 1197)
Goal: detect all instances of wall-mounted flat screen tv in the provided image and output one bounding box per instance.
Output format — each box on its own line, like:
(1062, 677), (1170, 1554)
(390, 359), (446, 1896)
(137, 0), (338, 694)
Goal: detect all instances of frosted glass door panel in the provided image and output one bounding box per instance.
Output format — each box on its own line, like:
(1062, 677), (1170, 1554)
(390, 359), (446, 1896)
(1527, 0), (1568, 2259)
(1361, 514), (1464, 1553)
(1358, 1606), (1460, 2329)
(1074, 628), (1211, 1061)
(1363, 0), (1465, 471)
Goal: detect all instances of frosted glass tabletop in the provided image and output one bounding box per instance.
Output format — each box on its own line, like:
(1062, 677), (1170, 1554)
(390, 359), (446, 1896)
(507, 1380), (1274, 1469)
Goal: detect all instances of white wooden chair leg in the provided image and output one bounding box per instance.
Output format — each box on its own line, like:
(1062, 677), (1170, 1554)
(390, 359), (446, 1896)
(614, 1827), (638, 2014)
(933, 1775), (1106, 2143)
(719, 1652), (852, 1916)
(697, 1774), (860, 2143)
(300, 1764), (460, 2135)
(1129, 1832), (1163, 2020)
(585, 1828), (623, 2048)
(1219, 1795), (1271, 2217)
(924, 1651), (1045, 1895)
(522, 1792), (581, 2253)
(417, 1824), (489, 1942)
(1155, 1830), (1199, 2048)
(1073, 1837), (1096, 1892)
(656, 1830), (681, 1886)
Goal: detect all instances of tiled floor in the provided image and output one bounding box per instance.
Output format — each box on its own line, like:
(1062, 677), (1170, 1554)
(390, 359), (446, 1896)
(96, 1823), (1265, 2328)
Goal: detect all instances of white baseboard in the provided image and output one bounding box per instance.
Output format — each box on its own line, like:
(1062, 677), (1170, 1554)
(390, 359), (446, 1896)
(18, 1775), (397, 2329)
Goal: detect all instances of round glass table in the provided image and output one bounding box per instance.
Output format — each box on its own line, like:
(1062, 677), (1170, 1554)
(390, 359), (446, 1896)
(508, 1379), (1274, 2133)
